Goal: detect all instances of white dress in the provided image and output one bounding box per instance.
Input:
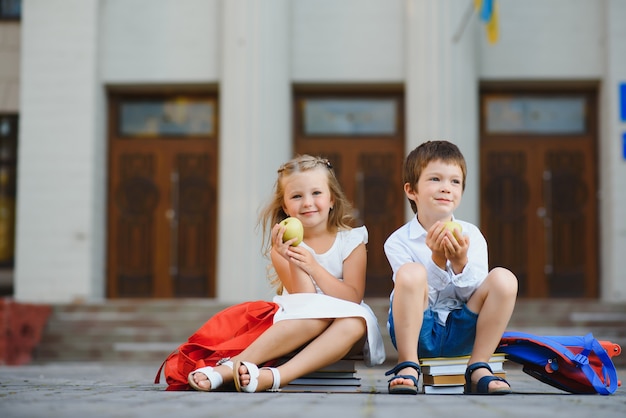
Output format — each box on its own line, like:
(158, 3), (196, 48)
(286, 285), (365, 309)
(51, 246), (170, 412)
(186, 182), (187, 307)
(272, 226), (386, 367)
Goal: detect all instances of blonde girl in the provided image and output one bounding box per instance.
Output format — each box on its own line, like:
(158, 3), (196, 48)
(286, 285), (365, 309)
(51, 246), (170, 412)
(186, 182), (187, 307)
(188, 155), (385, 392)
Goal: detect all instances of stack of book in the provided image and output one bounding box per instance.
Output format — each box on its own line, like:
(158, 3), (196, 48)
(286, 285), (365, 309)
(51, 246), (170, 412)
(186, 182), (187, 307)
(277, 358), (363, 393)
(420, 353), (507, 394)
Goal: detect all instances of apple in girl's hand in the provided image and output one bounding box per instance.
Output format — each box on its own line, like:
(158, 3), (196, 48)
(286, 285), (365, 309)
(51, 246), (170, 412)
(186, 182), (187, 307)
(279, 217), (303, 246)
(443, 221), (462, 240)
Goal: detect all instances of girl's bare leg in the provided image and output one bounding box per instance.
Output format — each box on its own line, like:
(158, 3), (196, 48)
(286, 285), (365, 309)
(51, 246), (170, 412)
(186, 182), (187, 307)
(192, 317), (330, 390)
(237, 316), (366, 391)
(466, 267), (518, 390)
(388, 263), (428, 389)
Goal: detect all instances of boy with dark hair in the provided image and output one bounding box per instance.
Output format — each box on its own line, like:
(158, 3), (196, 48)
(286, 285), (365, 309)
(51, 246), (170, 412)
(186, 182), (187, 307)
(384, 140), (518, 395)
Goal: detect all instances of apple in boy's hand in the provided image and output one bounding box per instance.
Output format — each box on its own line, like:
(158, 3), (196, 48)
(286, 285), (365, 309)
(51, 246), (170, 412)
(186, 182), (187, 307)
(443, 221), (462, 240)
(279, 217), (304, 246)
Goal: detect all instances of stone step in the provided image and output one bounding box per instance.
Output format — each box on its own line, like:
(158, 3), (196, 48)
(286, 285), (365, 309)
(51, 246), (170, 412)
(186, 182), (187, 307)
(31, 298), (626, 367)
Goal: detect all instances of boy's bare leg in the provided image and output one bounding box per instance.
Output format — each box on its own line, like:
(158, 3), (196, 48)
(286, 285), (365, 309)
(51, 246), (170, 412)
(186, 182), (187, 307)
(388, 263), (429, 388)
(192, 318), (330, 390)
(237, 317), (366, 390)
(467, 267), (518, 389)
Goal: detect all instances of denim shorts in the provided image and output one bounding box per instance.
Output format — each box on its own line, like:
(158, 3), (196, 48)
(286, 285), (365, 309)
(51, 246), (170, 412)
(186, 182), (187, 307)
(388, 302), (478, 358)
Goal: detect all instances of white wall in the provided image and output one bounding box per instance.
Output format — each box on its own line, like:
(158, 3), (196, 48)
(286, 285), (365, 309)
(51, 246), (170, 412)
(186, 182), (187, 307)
(101, 0), (220, 83)
(600, 0), (626, 300)
(16, 0), (105, 303)
(217, 0), (291, 302)
(479, 0), (604, 79)
(291, 0), (404, 82)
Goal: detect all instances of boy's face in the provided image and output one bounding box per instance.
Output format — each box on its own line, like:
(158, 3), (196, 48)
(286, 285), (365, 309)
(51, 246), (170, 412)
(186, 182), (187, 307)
(405, 159), (464, 221)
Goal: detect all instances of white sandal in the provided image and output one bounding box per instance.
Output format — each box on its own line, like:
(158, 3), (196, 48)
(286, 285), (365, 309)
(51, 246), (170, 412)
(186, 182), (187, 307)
(233, 360), (281, 393)
(187, 359), (233, 392)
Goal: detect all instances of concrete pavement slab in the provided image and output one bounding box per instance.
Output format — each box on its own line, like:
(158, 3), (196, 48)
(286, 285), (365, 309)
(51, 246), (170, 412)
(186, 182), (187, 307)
(0, 362), (624, 418)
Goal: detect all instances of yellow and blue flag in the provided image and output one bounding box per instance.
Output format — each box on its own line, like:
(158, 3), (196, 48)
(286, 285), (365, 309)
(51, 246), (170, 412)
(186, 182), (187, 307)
(474, 0), (499, 44)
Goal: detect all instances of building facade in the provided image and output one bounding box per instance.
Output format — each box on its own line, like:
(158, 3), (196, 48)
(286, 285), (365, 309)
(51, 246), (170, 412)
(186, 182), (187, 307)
(0, 0), (624, 304)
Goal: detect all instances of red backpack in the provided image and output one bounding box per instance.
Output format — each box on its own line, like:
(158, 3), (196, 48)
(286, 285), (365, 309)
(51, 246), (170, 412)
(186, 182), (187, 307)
(497, 331), (622, 395)
(154, 300), (279, 391)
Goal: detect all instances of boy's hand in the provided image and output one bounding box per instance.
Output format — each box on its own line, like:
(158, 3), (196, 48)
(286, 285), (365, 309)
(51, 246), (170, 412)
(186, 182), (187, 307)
(427, 221), (469, 273)
(426, 222), (449, 269)
(443, 228), (469, 274)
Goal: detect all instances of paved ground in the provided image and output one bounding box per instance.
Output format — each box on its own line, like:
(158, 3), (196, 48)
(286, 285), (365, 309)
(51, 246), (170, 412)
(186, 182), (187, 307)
(0, 362), (624, 418)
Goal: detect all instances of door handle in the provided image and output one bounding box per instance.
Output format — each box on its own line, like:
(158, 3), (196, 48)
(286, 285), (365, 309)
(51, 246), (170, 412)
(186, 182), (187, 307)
(542, 170), (553, 275)
(536, 207), (546, 218)
(354, 171), (365, 226)
(169, 171), (179, 276)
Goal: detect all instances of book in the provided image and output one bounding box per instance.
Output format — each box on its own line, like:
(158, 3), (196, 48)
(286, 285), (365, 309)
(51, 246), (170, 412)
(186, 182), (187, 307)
(314, 359), (357, 373)
(276, 357), (357, 374)
(420, 354), (506, 375)
(420, 353), (506, 367)
(422, 362), (505, 375)
(287, 377), (361, 386)
(423, 384), (464, 394)
(281, 374), (362, 393)
(423, 372), (506, 386)
(272, 356), (361, 392)
(280, 384), (369, 393)
(303, 371), (358, 379)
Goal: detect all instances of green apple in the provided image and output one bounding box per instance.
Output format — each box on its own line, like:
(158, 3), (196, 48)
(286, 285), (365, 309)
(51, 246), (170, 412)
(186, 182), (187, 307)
(443, 221), (462, 240)
(279, 217), (304, 246)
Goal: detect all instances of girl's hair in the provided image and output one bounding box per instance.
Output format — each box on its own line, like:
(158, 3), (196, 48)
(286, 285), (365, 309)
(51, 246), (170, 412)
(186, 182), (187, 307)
(258, 154), (356, 292)
(403, 140), (467, 214)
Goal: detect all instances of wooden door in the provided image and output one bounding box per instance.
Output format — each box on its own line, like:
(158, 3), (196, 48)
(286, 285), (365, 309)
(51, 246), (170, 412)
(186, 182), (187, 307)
(294, 91), (405, 297)
(480, 89), (598, 298)
(107, 94), (218, 298)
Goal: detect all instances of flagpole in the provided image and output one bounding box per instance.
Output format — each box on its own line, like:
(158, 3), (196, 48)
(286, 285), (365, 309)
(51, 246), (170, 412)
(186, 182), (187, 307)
(452, 0), (476, 43)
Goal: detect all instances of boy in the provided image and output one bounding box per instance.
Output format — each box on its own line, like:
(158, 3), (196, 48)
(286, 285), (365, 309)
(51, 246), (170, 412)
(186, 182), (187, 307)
(384, 140), (518, 395)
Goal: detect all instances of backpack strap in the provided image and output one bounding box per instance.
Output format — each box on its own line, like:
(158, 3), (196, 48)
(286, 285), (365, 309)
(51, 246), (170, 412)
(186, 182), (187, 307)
(555, 333), (618, 395)
(154, 349), (178, 385)
(578, 333), (619, 395)
(154, 358), (166, 384)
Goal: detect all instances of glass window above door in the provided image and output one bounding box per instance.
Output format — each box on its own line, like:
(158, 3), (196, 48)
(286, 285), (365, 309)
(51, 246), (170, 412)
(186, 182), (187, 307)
(302, 99), (398, 136)
(0, 0), (21, 20)
(119, 97), (215, 138)
(485, 96), (586, 134)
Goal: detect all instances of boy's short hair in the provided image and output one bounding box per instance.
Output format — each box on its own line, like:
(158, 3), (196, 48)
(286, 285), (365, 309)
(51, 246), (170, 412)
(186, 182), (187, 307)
(403, 140), (467, 214)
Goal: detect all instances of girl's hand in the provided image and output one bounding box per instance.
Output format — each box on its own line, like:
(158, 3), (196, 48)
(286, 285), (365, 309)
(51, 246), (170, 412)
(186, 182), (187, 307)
(271, 223), (299, 261)
(285, 245), (318, 277)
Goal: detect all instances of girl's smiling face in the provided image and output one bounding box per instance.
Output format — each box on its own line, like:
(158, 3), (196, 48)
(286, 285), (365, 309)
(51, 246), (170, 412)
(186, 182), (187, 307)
(406, 159), (464, 225)
(281, 167), (334, 229)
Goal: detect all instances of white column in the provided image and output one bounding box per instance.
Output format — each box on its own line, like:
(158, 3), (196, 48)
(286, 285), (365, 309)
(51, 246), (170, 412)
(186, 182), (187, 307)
(217, 0), (291, 302)
(15, 0), (105, 303)
(600, 0), (626, 301)
(405, 0), (479, 223)
(0, 22), (20, 112)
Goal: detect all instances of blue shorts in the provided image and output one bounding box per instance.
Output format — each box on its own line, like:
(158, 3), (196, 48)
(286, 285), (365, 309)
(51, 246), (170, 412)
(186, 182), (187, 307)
(388, 302), (478, 358)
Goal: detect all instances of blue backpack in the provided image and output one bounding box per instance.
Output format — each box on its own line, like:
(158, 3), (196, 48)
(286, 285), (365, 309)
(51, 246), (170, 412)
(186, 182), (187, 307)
(497, 331), (621, 395)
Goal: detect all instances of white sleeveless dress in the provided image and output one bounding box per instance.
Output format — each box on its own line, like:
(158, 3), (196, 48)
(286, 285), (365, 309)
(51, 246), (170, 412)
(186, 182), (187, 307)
(272, 226), (386, 367)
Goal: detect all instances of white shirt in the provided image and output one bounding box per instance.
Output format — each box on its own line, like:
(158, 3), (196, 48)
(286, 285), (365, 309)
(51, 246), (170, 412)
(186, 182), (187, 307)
(384, 216), (489, 324)
(298, 226), (368, 294)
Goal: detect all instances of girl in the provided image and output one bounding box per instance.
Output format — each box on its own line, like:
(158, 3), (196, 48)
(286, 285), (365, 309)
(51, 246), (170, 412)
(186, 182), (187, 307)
(188, 155), (385, 392)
